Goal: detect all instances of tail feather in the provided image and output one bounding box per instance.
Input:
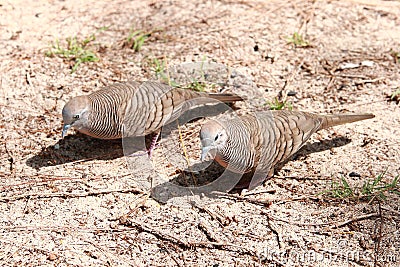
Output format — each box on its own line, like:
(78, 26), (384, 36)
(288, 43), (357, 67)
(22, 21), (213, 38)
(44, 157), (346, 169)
(321, 113), (375, 129)
(207, 93), (244, 102)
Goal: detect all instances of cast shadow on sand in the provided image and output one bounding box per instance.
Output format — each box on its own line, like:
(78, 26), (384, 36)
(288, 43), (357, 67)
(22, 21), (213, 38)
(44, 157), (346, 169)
(26, 135), (127, 170)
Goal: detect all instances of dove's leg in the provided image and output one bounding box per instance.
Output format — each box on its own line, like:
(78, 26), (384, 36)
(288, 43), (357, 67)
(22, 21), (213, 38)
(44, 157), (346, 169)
(228, 171), (254, 193)
(147, 130), (160, 158)
(127, 131), (161, 159)
(230, 167), (274, 193)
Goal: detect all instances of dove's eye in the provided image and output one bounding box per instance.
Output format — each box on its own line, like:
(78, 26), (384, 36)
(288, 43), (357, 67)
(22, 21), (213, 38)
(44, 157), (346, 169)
(73, 114), (80, 119)
(215, 133), (223, 141)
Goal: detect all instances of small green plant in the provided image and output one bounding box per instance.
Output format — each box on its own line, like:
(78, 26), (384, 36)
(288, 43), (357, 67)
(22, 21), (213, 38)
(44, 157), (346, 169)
(181, 59), (213, 92)
(287, 32), (310, 47)
(151, 57), (166, 77)
(320, 173), (400, 201)
(151, 58), (171, 83)
(266, 97), (293, 110)
(323, 176), (354, 198)
(149, 58), (179, 87)
(126, 30), (150, 52)
(390, 88), (400, 102)
(150, 57), (218, 92)
(184, 80), (209, 92)
(46, 34), (99, 72)
(361, 173), (399, 201)
(391, 50), (400, 64)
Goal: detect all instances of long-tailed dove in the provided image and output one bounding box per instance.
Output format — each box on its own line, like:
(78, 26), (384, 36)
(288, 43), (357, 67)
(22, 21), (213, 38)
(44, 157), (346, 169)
(200, 110), (374, 190)
(62, 80), (242, 155)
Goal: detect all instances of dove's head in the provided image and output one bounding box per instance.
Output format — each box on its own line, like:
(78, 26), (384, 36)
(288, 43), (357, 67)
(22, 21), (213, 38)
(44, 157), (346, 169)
(62, 96), (91, 138)
(200, 120), (228, 161)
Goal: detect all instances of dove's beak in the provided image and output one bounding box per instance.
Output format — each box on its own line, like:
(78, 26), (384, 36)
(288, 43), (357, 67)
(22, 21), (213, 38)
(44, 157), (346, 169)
(62, 124), (71, 138)
(200, 146), (213, 161)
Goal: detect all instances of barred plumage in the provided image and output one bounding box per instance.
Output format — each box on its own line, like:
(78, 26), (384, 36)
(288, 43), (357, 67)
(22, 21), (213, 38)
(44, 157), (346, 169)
(200, 110), (374, 190)
(62, 80), (243, 140)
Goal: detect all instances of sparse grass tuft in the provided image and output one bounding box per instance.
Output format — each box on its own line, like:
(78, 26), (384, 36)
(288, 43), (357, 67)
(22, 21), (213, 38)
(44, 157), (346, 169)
(326, 176), (354, 198)
(183, 80), (210, 92)
(287, 32), (310, 47)
(150, 57), (218, 92)
(126, 30), (151, 52)
(361, 173), (399, 201)
(149, 57), (179, 87)
(389, 88), (400, 103)
(151, 57), (167, 78)
(180, 60), (219, 92)
(151, 58), (167, 78)
(391, 50), (400, 64)
(266, 97), (293, 110)
(46, 33), (100, 73)
(320, 172), (400, 202)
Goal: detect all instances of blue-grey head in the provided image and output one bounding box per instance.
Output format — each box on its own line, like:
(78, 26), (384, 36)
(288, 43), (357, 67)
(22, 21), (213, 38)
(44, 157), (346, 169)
(199, 120), (228, 161)
(61, 96), (91, 138)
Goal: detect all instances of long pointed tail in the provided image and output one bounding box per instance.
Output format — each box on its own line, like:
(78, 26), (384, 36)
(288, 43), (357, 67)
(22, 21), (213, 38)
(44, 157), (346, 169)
(321, 113), (375, 129)
(206, 93), (244, 102)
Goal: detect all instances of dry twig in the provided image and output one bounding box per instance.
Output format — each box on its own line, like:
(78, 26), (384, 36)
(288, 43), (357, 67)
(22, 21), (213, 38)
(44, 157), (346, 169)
(120, 217), (286, 266)
(191, 201), (231, 226)
(332, 213), (380, 229)
(212, 191), (271, 207)
(0, 188), (144, 202)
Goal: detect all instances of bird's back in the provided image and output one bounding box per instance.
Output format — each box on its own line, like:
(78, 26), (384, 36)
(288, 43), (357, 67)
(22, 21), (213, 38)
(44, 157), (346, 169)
(215, 110), (373, 189)
(85, 81), (204, 138)
(86, 81), (139, 139)
(254, 110), (374, 171)
(123, 81), (243, 137)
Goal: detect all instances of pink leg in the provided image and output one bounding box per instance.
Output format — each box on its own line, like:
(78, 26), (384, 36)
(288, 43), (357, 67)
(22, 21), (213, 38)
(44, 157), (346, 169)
(127, 131), (160, 159)
(147, 131), (160, 159)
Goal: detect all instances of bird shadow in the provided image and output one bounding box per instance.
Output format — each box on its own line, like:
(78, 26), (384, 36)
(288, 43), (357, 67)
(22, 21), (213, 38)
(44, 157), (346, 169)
(26, 103), (236, 170)
(290, 135), (352, 161)
(26, 135), (126, 170)
(151, 136), (352, 203)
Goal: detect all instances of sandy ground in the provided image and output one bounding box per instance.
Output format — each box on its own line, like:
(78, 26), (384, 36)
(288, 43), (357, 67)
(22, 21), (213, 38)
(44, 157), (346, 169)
(1, 0), (400, 266)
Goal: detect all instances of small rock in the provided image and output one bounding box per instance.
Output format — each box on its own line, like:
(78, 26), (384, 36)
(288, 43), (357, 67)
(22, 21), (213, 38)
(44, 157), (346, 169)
(48, 253), (57, 261)
(339, 62), (359, 69)
(349, 172), (361, 178)
(361, 60), (374, 67)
